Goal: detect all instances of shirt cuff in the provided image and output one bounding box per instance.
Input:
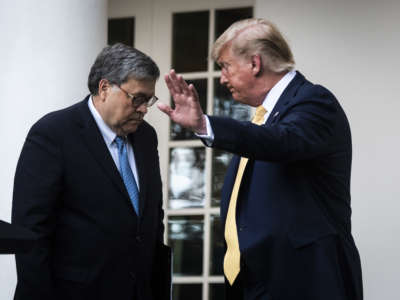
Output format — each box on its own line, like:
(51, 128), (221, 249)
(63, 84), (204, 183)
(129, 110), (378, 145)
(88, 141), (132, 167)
(195, 115), (214, 146)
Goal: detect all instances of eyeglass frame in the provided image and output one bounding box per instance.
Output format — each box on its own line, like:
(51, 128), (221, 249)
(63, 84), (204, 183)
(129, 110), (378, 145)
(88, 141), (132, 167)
(116, 84), (159, 108)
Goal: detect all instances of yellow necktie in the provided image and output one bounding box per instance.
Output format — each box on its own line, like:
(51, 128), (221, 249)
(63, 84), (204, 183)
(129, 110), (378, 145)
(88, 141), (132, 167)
(223, 105), (267, 285)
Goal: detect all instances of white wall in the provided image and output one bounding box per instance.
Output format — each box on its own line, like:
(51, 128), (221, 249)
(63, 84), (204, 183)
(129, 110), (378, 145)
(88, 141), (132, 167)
(0, 0), (107, 298)
(256, 0), (400, 298)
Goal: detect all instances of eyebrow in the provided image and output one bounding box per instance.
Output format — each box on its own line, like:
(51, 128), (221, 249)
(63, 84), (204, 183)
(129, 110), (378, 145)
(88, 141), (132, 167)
(128, 92), (153, 97)
(218, 61), (230, 68)
(131, 92), (154, 98)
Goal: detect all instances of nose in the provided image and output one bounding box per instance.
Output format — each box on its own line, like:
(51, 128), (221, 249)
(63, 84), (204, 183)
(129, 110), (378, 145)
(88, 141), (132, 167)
(220, 72), (228, 85)
(136, 102), (148, 114)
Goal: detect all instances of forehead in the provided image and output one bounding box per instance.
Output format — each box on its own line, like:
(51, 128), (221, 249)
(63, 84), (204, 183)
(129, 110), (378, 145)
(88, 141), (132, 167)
(122, 78), (156, 94)
(217, 44), (234, 63)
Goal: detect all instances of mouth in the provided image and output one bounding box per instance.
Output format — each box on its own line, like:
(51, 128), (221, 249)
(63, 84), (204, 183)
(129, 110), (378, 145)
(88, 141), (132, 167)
(130, 114), (144, 122)
(226, 86), (234, 93)
(122, 118), (143, 127)
(130, 118), (143, 123)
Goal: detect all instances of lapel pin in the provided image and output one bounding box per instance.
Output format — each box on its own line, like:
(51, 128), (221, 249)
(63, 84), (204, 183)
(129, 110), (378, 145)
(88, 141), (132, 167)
(273, 111), (279, 117)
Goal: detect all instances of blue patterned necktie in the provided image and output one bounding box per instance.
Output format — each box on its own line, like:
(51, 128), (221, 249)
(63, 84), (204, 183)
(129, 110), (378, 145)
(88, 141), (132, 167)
(114, 136), (140, 216)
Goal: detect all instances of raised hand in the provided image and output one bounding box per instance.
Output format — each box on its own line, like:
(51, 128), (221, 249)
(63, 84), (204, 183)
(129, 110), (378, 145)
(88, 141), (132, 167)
(157, 70), (207, 134)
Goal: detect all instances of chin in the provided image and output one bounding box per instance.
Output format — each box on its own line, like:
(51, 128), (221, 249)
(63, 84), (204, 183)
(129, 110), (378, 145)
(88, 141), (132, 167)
(231, 92), (239, 100)
(118, 120), (143, 135)
(125, 123), (142, 134)
(232, 94), (254, 106)
(232, 94), (245, 104)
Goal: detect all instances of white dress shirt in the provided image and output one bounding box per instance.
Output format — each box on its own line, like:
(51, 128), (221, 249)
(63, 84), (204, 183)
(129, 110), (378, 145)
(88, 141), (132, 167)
(198, 70), (297, 143)
(88, 97), (140, 190)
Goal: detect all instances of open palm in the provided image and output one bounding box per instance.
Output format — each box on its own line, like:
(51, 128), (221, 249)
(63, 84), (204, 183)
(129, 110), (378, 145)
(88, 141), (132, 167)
(158, 70), (206, 134)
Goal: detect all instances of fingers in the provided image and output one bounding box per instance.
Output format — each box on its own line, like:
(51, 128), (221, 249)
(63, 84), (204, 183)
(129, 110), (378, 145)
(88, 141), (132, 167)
(165, 69), (191, 96)
(178, 75), (191, 96)
(164, 70), (202, 113)
(164, 71), (180, 95)
(189, 84), (200, 101)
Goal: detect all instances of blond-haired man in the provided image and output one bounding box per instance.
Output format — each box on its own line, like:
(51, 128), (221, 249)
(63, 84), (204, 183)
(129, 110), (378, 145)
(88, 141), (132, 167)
(159, 18), (362, 300)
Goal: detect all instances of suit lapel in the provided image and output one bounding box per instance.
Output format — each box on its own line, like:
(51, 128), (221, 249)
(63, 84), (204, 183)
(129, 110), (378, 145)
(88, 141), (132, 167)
(266, 71), (306, 126)
(76, 98), (133, 210)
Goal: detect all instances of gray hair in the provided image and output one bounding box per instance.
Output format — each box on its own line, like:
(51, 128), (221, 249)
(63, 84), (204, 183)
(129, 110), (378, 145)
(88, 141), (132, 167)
(88, 43), (160, 95)
(211, 18), (295, 73)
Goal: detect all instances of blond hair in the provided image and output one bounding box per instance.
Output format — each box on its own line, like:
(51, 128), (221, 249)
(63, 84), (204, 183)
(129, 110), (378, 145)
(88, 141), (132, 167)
(211, 18), (295, 73)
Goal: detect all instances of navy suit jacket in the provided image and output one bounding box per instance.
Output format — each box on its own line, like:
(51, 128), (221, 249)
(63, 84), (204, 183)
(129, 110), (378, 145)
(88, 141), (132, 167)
(12, 97), (168, 300)
(209, 72), (363, 300)
(0, 220), (37, 254)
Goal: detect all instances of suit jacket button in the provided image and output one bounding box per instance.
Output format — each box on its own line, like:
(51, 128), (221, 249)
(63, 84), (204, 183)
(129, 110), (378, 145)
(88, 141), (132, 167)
(136, 235), (143, 243)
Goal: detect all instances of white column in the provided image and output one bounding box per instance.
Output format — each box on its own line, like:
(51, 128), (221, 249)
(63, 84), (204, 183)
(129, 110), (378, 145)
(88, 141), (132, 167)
(0, 0), (107, 298)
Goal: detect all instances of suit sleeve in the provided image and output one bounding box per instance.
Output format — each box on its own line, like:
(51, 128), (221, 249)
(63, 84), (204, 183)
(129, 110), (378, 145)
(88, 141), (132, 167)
(149, 129), (172, 299)
(12, 119), (63, 300)
(209, 90), (347, 162)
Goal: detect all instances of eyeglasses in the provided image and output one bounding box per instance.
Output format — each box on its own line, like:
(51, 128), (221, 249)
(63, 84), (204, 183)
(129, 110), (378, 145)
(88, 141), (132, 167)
(117, 85), (158, 107)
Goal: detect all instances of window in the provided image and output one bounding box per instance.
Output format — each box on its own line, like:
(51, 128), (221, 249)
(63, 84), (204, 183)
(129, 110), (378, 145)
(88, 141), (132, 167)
(166, 7), (253, 300)
(108, 17), (135, 47)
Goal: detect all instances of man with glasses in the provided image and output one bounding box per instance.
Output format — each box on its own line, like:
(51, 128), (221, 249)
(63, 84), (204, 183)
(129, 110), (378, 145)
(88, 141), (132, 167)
(12, 43), (170, 300)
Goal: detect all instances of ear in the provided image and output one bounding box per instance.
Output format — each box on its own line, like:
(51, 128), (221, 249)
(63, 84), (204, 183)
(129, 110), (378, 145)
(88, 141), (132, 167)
(98, 79), (110, 100)
(251, 54), (262, 77)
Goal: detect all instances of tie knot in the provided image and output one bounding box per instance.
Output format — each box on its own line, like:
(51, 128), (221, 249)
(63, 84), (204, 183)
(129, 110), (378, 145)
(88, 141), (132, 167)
(114, 136), (126, 150)
(252, 106), (267, 125)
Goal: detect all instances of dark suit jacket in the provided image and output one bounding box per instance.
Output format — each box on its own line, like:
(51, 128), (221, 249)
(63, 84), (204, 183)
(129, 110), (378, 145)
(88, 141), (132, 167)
(12, 96), (169, 300)
(209, 72), (363, 300)
(0, 220), (37, 254)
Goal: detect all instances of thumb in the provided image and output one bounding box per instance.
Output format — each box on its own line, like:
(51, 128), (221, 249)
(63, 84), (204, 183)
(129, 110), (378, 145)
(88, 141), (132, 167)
(157, 102), (173, 117)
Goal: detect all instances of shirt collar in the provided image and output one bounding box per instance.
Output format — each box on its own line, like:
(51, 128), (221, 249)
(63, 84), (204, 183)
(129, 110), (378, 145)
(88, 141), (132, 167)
(88, 96), (117, 147)
(262, 70), (297, 112)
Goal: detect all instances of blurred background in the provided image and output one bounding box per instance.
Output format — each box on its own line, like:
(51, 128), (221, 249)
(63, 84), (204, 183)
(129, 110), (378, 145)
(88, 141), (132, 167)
(0, 0), (399, 299)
